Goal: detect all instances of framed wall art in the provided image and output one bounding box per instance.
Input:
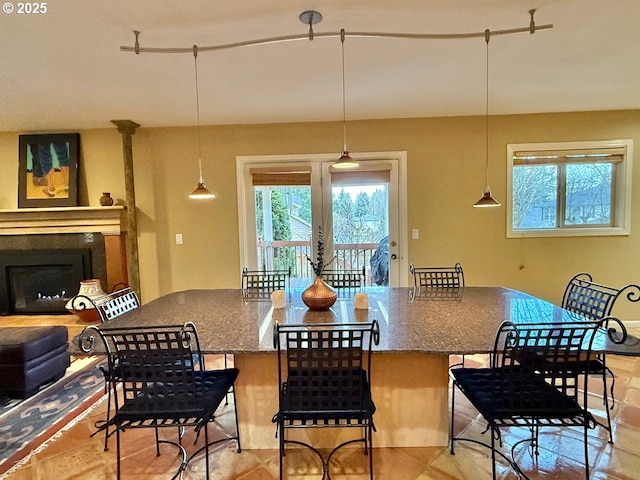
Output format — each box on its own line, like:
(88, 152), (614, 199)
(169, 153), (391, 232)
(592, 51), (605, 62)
(18, 133), (80, 208)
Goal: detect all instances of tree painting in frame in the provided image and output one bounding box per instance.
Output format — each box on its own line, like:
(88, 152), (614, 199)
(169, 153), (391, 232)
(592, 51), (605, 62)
(18, 133), (79, 208)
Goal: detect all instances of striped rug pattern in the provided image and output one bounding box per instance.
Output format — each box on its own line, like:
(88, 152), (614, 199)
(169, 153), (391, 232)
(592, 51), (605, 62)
(0, 356), (106, 475)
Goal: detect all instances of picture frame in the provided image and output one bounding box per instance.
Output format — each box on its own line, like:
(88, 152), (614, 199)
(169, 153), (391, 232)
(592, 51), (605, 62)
(18, 133), (80, 208)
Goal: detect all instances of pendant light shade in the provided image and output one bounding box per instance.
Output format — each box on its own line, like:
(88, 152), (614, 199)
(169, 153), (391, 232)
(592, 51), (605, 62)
(474, 187), (501, 207)
(333, 29), (359, 170)
(334, 150), (358, 169)
(188, 45), (216, 200)
(189, 182), (215, 199)
(473, 29), (500, 208)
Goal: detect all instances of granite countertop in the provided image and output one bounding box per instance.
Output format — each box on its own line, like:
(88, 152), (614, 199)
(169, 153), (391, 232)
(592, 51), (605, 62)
(72, 286), (593, 356)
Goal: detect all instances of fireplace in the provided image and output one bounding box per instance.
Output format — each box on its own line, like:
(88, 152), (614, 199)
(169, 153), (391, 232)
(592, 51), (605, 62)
(0, 249), (93, 315)
(0, 208), (127, 315)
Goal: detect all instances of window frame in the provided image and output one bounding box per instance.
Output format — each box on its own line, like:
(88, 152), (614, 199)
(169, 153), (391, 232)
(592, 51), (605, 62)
(506, 139), (633, 238)
(236, 151), (409, 286)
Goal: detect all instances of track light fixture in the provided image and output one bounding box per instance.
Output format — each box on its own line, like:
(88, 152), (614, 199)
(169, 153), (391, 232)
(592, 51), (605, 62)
(122, 10), (551, 55)
(124, 10), (551, 198)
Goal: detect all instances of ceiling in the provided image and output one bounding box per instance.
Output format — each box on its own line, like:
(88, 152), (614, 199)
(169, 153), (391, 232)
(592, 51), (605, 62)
(2, 0), (639, 132)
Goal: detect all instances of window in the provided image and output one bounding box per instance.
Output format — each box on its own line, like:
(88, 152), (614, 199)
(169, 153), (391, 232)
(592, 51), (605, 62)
(507, 140), (633, 238)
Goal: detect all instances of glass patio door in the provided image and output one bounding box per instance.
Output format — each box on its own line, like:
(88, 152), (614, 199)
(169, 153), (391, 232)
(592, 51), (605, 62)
(237, 153), (407, 287)
(322, 161), (399, 286)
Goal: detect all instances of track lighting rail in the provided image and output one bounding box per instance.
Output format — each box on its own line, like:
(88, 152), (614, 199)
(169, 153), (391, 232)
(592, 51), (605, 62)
(122, 9), (552, 55)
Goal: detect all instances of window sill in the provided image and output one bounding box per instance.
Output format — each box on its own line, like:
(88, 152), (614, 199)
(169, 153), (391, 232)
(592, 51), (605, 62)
(507, 226), (630, 238)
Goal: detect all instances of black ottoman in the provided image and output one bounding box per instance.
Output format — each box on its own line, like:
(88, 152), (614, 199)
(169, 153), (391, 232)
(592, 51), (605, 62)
(0, 326), (70, 398)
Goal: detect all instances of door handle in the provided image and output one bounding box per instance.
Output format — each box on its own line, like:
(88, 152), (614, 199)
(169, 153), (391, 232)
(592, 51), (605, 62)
(390, 254), (398, 260)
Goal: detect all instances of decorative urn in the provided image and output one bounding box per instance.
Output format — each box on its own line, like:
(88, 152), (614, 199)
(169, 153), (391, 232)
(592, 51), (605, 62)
(65, 279), (106, 322)
(301, 276), (337, 310)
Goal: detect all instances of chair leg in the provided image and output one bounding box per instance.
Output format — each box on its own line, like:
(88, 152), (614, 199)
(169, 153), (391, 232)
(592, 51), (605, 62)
(155, 427), (160, 456)
(204, 422), (210, 480)
(116, 426), (121, 480)
(104, 377), (120, 451)
(231, 386), (242, 452)
(90, 370), (113, 451)
(368, 423), (374, 480)
(603, 368), (615, 443)
(103, 382), (111, 451)
(279, 422), (285, 480)
(363, 425), (369, 455)
(224, 354), (230, 405)
(583, 423), (590, 480)
(450, 381), (456, 454)
(490, 427), (497, 480)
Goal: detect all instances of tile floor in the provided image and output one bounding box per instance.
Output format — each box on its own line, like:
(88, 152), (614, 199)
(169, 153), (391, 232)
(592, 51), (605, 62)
(3, 321), (640, 479)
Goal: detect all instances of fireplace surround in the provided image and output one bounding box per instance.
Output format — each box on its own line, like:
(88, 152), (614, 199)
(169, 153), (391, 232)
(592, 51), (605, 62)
(0, 207), (128, 316)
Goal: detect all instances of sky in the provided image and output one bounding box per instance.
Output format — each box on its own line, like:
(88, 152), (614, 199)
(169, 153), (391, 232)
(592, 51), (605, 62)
(333, 184), (386, 201)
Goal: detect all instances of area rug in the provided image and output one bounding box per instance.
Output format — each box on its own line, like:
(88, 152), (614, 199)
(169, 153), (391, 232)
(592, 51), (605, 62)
(0, 356), (106, 475)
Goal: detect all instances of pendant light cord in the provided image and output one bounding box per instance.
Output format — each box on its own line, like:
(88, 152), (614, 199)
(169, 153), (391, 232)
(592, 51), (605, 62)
(193, 45), (204, 184)
(472, 28), (500, 207)
(340, 28), (347, 153)
(188, 44), (216, 198)
(484, 29), (490, 188)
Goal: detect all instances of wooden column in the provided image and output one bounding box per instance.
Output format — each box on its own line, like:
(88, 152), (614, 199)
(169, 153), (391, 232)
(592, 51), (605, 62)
(111, 120), (141, 296)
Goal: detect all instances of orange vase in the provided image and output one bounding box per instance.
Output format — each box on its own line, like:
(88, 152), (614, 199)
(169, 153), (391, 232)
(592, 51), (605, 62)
(301, 276), (337, 310)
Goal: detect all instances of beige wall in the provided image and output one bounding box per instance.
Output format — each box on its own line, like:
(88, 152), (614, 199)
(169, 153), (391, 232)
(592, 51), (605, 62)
(1, 110), (639, 318)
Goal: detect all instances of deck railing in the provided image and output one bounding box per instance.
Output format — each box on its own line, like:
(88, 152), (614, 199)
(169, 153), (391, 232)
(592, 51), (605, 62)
(258, 240), (379, 284)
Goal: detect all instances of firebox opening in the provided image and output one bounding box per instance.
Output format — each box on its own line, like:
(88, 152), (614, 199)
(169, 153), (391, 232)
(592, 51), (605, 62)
(0, 248), (92, 315)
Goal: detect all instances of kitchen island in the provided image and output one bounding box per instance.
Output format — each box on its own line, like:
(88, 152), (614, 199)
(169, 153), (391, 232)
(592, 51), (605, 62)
(75, 286), (634, 448)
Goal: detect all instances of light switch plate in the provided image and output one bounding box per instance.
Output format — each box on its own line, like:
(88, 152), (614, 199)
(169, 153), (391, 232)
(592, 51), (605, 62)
(411, 229), (419, 240)
(176, 233), (183, 245)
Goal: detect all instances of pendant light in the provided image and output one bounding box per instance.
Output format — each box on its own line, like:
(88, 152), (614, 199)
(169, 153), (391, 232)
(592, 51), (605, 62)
(333, 28), (359, 170)
(188, 45), (216, 199)
(473, 29), (501, 208)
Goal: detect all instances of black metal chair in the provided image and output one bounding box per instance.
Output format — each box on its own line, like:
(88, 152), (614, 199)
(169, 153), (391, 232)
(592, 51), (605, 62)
(409, 263), (464, 294)
(69, 284), (141, 324)
(561, 272), (640, 442)
(79, 322), (240, 479)
(73, 285), (141, 450)
(409, 263), (465, 367)
(241, 266), (291, 300)
(93, 285), (141, 322)
(322, 267), (366, 290)
(272, 320), (380, 479)
(450, 319), (603, 480)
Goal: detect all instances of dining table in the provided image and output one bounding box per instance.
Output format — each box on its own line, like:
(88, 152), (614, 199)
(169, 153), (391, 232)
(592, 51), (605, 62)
(73, 286), (640, 449)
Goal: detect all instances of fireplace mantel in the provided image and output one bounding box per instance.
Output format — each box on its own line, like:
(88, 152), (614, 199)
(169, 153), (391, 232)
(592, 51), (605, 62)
(0, 206), (126, 235)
